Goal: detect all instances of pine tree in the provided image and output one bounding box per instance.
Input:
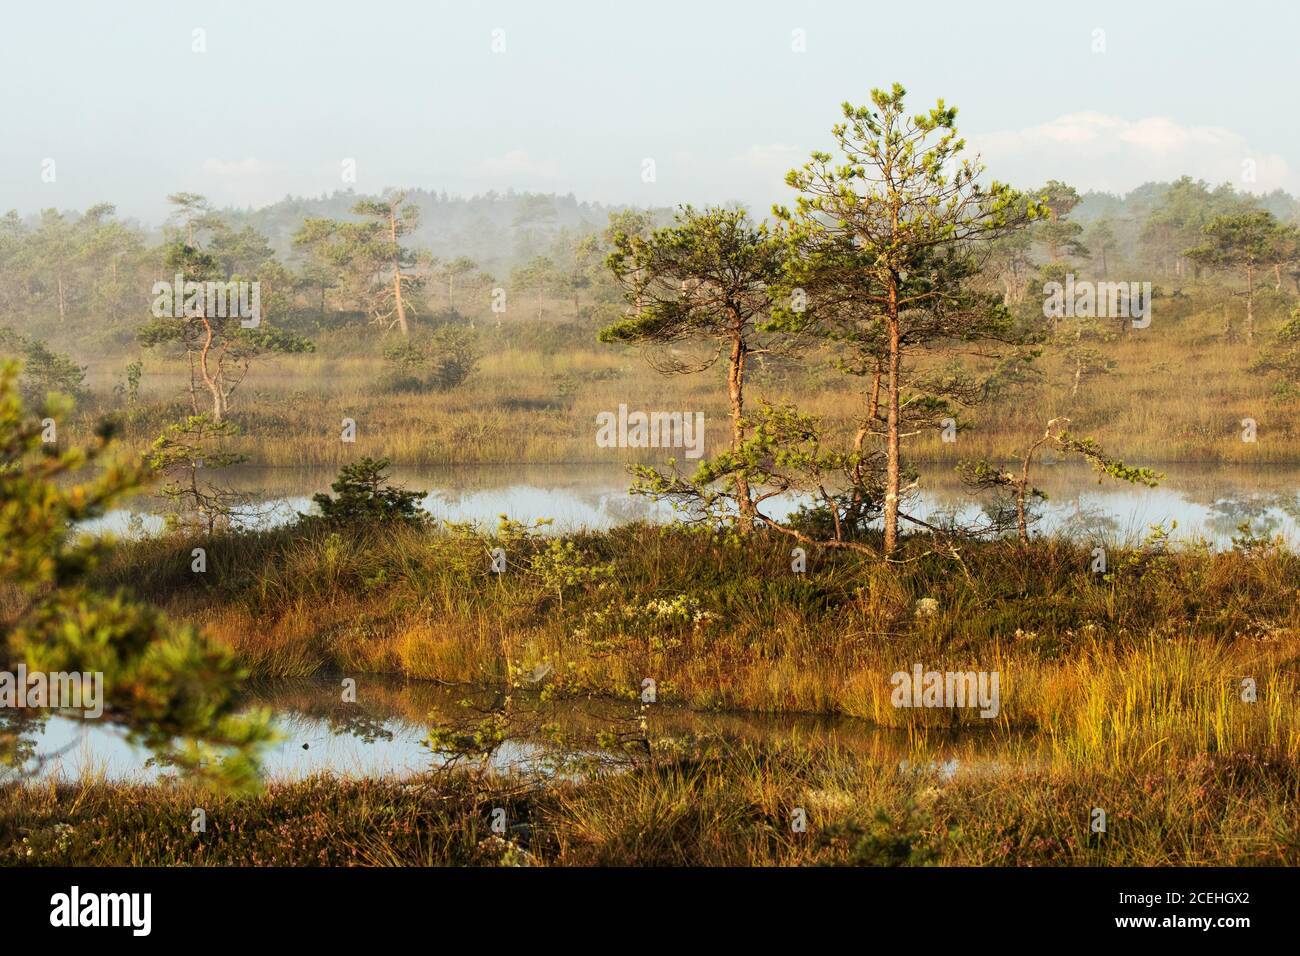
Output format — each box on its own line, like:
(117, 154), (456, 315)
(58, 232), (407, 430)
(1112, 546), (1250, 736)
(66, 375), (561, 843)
(600, 206), (786, 531)
(776, 84), (1042, 557)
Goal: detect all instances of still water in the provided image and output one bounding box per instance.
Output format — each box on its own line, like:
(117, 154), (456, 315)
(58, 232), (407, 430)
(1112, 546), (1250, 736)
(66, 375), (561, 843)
(83, 462), (1300, 549)
(12, 676), (1022, 783)
(34, 462), (1297, 781)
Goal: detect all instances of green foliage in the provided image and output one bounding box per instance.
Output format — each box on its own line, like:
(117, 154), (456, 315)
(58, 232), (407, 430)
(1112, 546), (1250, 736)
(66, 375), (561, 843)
(529, 539), (615, 605)
(379, 325), (481, 393)
(773, 82), (1047, 554)
(123, 359), (142, 404)
(1054, 314), (1119, 398)
(958, 418), (1161, 543)
(819, 805), (943, 866)
(145, 415), (251, 534)
(1032, 179), (1088, 264)
(601, 205), (785, 350)
(1230, 520), (1281, 556)
(1053, 430), (1162, 487)
(0, 327), (85, 408)
(1252, 307), (1300, 393)
(236, 324), (315, 355)
(599, 205), (788, 532)
(0, 362), (269, 790)
(308, 457), (430, 527)
(292, 192), (426, 333)
(137, 243), (314, 420)
(1185, 210), (1283, 273)
(1140, 176), (1249, 279)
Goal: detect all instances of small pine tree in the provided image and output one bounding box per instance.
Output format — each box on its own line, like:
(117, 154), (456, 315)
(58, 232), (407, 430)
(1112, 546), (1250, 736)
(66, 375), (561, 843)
(146, 415), (251, 535)
(309, 457), (429, 527)
(958, 417), (1161, 544)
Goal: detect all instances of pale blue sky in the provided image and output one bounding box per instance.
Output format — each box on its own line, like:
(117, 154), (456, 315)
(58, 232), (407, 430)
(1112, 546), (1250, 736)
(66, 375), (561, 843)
(2, 0), (1294, 222)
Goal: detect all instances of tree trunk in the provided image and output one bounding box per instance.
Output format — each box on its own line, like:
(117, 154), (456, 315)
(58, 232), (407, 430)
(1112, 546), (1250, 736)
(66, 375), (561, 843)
(393, 268), (408, 335)
(849, 368), (882, 528)
(727, 328), (754, 531)
(390, 208), (408, 335)
(187, 352), (200, 415)
(198, 319), (223, 421)
(1015, 483), (1028, 544)
(856, 368), (881, 453)
(1245, 264), (1255, 346)
(883, 288), (901, 558)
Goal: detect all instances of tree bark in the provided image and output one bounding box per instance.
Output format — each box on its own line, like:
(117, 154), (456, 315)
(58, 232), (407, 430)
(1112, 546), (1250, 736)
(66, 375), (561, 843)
(1015, 482), (1028, 544)
(1245, 264), (1255, 346)
(727, 327), (754, 531)
(390, 206), (408, 336)
(198, 318), (223, 421)
(187, 351), (200, 415)
(883, 278), (901, 558)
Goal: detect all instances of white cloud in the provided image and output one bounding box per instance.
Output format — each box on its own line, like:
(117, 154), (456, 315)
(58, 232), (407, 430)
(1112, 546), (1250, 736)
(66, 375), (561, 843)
(972, 112), (1293, 195)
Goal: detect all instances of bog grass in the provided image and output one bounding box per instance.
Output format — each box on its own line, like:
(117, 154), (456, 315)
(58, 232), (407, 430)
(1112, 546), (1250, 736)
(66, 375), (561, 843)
(92, 521), (1300, 769)
(72, 284), (1300, 466)
(5, 518), (1297, 867)
(5, 738), (1297, 866)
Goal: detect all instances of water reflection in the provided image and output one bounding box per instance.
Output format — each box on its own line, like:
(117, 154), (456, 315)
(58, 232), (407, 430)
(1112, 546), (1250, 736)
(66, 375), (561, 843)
(81, 462), (1300, 550)
(10, 676), (1034, 784)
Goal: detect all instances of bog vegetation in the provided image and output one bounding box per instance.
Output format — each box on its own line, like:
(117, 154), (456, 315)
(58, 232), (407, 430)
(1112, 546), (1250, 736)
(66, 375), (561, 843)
(2, 85), (1299, 866)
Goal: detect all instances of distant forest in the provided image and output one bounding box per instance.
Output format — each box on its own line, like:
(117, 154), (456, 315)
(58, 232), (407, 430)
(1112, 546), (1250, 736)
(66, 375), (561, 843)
(3, 174), (1300, 370)
(7, 177), (1300, 280)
